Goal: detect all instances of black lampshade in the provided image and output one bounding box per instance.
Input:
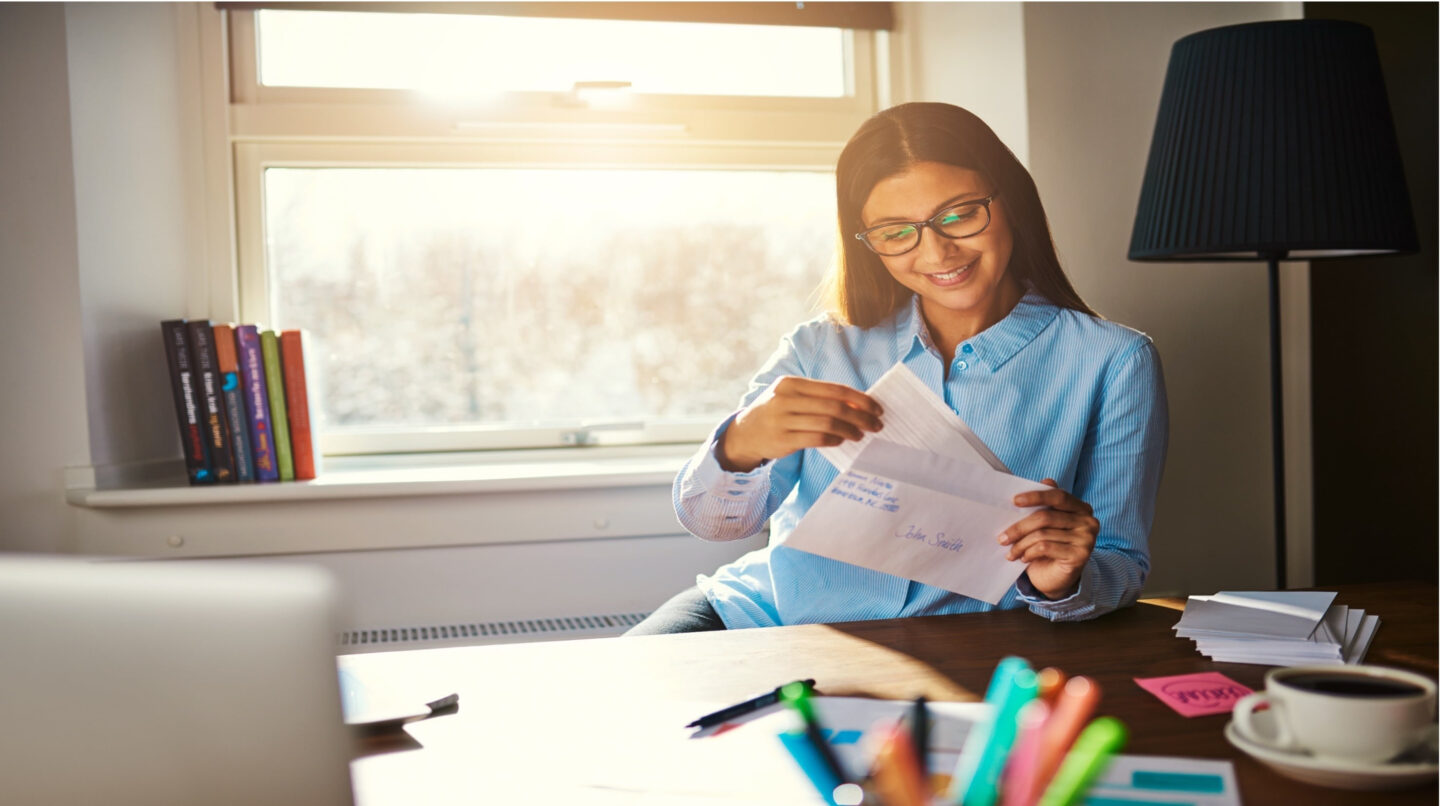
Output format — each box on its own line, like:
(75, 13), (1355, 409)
(1129, 20), (1419, 261)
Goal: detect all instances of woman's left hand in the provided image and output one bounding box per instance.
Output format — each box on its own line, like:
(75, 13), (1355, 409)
(999, 479), (1099, 600)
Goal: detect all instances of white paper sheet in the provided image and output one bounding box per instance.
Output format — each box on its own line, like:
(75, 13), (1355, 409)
(818, 362), (1007, 474)
(786, 439), (1048, 605)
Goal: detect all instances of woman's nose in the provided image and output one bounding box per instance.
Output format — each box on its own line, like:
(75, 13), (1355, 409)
(916, 224), (956, 262)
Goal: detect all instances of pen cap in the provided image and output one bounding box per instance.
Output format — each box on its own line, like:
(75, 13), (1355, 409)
(1037, 667), (1067, 703)
(780, 680), (819, 724)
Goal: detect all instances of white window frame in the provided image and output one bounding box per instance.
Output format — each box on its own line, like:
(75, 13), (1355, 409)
(221, 8), (887, 455)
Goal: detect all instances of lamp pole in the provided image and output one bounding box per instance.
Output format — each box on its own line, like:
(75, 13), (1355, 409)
(1264, 250), (1288, 589)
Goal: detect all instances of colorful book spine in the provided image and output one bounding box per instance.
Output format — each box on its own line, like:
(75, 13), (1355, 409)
(161, 320), (213, 484)
(212, 324), (255, 482)
(279, 329), (322, 480)
(186, 320), (237, 482)
(261, 330), (295, 481)
(236, 325), (279, 482)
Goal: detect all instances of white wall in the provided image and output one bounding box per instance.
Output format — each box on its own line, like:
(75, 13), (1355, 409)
(67, 3), (196, 473)
(893, 3), (1030, 166)
(0, 3), (92, 553)
(1020, 2), (1303, 593)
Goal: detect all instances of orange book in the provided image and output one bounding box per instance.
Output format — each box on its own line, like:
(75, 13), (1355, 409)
(279, 329), (321, 480)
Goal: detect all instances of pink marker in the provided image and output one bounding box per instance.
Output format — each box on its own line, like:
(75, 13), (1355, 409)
(1000, 699), (1051, 806)
(1030, 676), (1101, 799)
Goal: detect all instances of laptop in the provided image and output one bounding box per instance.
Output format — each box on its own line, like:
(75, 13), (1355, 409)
(0, 556), (355, 806)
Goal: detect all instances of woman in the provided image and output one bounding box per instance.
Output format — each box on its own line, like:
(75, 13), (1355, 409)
(627, 102), (1168, 634)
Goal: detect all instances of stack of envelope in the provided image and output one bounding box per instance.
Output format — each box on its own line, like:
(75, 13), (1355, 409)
(1173, 591), (1380, 666)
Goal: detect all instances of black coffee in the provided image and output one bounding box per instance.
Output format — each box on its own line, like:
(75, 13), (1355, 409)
(1281, 672), (1427, 698)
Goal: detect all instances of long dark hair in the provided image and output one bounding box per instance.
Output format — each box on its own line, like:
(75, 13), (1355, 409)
(829, 102), (1096, 326)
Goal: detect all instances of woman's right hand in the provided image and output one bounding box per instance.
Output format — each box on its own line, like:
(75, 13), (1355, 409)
(717, 377), (884, 472)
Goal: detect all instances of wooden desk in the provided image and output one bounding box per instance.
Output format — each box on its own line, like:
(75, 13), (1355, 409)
(347, 581), (1436, 804)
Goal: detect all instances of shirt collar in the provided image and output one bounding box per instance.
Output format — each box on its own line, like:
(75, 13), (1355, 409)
(892, 290), (1060, 372)
(894, 295), (935, 362)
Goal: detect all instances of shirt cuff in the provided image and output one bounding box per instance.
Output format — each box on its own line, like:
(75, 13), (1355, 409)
(1017, 561), (1096, 617)
(690, 415), (771, 498)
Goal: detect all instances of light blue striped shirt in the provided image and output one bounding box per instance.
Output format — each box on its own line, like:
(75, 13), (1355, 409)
(674, 291), (1169, 628)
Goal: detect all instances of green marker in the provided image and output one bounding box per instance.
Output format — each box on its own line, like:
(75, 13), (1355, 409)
(1036, 716), (1128, 806)
(780, 680), (819, 724)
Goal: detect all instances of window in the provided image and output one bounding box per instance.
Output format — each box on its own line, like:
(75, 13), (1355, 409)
(226, 6), (887, 454)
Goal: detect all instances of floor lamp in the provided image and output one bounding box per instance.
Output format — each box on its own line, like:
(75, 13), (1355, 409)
(1128, 20), (1418, 589)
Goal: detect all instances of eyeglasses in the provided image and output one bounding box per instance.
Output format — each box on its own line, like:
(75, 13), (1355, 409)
(854, 195), (997, 257)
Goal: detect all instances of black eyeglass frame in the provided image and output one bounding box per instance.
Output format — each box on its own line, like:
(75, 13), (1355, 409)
(853, 194), (999, 257)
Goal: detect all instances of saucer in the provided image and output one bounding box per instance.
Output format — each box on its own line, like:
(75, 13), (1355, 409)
(1224, 709), (1438, 791)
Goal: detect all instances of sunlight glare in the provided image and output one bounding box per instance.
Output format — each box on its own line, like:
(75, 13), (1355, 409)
(257, 10), (846, 98)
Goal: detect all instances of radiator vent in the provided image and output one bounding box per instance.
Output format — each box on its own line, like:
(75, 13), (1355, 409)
(337, 611), (650, 653)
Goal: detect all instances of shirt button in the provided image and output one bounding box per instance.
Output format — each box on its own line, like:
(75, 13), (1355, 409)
(956, 360), (969, 371)
(962, 344), (974, 354)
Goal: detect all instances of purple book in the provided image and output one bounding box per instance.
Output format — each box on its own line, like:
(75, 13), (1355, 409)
(235, 325), (280, 482)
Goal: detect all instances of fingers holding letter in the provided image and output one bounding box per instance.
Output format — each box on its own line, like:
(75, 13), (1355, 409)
(998, 479), (1099, 600)
(718, 377), (883, 472)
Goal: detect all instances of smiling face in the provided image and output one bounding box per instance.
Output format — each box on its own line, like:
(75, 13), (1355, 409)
(860, 161), (1022, 345)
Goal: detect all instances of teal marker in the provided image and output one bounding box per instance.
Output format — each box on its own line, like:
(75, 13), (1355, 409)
(960, 665), (1039, 806)
(983, 656), (1032, 702)
(1037, 717), (1129, 806)
(947, 656), (1035, 804)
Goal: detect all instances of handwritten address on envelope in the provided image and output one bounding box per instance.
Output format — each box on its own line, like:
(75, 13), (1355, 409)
(828, 474), (967, 551)
(784, 439), (1049, 605)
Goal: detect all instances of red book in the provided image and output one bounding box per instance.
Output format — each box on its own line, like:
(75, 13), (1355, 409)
(279, 329), (321, 480)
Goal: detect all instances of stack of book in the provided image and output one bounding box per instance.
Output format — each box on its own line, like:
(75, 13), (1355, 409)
(1173, 591), (1380, 666)
(162, 320), (321, 485)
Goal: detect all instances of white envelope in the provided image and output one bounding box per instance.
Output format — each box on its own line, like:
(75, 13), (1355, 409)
(785, 439), (1049, 605)
(1174, 591), (1337, 640)
(818, 362), (1008, 474)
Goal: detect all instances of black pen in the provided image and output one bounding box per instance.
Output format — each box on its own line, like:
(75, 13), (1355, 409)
(909, 695), (930, 779)
(685, 678), (817, 729)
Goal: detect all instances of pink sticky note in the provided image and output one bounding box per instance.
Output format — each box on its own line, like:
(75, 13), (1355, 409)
(1135, 672), (1254, 717)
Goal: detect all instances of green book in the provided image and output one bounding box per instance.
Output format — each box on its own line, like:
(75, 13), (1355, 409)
(260, 330), (295, 481)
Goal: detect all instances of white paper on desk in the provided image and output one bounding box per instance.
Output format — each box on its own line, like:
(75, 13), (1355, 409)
(786, 439), (1047, 605)
(818, 362), (1007, 473)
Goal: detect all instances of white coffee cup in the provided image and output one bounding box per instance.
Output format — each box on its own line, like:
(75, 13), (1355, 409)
(1232, 665), (1438, 764)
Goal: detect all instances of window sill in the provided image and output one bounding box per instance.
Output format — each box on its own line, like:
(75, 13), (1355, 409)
(66, 444), (697, 509)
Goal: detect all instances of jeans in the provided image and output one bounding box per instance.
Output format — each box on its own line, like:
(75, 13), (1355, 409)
(624, 586), (726, 635)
